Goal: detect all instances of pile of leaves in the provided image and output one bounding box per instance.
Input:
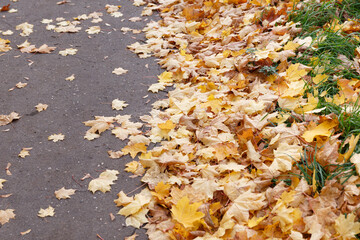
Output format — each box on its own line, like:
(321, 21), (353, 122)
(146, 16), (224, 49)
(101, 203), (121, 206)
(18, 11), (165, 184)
(82, 0), (360, 239)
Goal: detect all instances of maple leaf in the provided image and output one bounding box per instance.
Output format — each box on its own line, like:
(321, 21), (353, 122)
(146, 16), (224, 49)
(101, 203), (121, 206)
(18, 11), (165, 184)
(54, 187), (76, 200)
(151, 181), (171, 200)
(88, 169), (119, 193)
(0, 179), (6, 189)
(114, 191), (133, 207)
(334, 213), (360, 240)
(59, 48), (77, 56)
(148, 82), (167, 93)
(112, 99), (128, 110)
(15, 82), (27, 88)
(118, 189), (152, 216)
(18, 147), (32, 158)
(0, 38), (12, 52)
(38, 206), (55, 218)
(0, 209), (15, 225)
(158, 71), (173, 83)
(48, 133), (65, 142)
(83, 116), (115, 136)
(302, 120), (338, 142)
(122, 143), (147, 158)
(285, 63), (310, 82)
(35, 103), (48, 112)
(269, 142), (302, 174)
(86, 26), (101, 34)
(158, 119), (176, 130)
(112, 67), (128, 75)
(0, 112), (20, 126)
(171, 196), (204, 229)
(0, 4), (10, 12)
(125, 161), (139, 173)
(15, 22), (33, 36)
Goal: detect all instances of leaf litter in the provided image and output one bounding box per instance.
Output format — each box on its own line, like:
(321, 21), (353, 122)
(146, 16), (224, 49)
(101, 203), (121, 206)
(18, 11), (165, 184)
(1, 0), (360, 238)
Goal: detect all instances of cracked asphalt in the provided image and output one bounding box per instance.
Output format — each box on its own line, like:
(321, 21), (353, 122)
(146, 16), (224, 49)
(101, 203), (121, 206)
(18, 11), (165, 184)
(0, 0), (162, 239)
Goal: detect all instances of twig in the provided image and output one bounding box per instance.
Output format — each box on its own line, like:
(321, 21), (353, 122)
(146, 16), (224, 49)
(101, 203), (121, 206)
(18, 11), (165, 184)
(96, 234), (104, 240)
(72, 175), (83, 187)
(126, 182), (147, 195)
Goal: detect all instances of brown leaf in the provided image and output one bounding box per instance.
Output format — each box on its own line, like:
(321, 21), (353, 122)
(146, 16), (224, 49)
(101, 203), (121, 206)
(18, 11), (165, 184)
(0, 4), (10, 12)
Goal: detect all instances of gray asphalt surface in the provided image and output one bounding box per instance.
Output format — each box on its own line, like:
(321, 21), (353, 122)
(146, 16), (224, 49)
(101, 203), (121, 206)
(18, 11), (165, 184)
(0, 0), (163, 239)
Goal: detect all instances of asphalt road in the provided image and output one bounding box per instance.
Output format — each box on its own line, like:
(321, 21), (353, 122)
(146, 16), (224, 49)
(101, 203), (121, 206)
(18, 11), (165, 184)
(0, 0), (162, 239)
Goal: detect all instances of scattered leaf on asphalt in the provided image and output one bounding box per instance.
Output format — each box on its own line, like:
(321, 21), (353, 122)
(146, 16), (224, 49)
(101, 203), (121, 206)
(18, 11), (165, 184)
(35, 103), (48, 112)
(85, 26), (100, 34)
(65, 74), (75, 81)
(0, 209), (15, 225)
(18, 147), (32, 158)
(20, 229), (31, 236)
(48, 133), (65, 142)
(112, 99), (128, 110)
(112, 67), (128, 75)
(0, 112), (20, 126)
(54, 187), (76, 200)
(38, 206), (55, 218)
(59, 48), (77, 56)
(0, 179), (6, 189)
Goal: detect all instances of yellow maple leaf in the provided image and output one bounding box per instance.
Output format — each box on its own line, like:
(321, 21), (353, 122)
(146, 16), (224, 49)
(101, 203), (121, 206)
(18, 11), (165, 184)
(38, 206), (55, 218)
(122, 143), (147, 158)
(201, 94), (222, 113)
(248, 215), (267, 228)
(285, 63), (310, 82)
(151, 181), (171, 200)
(0, 209), (15, 225)
(54, 187), (76, 200)
(302, 120), (338, 142)
(334, 213), (360, 240)
(88, 169), (119, 193)
(283, 41), (300, 51)
(158, 71), (173, 83)
(312, 74), (329, 84)
(171, 196), (204, 229)
(125, 161), (139, 173)
(158, 119), (176, 130)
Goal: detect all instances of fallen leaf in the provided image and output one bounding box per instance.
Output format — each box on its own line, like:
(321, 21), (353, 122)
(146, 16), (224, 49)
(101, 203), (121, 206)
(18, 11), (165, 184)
(54, 187), (76, 200)
(48, 133), (65, 142)
(20, 229), (31, 236)
(334, 213), (360, 240)
(122, 143), (147, 158)
(85, 26), (101, 34)
(112, 99), (128, 110)
(302, 120), (338, 142)
(0, 4), (10, 12)
(65, 74), (75, 81)
(171, 196), (204, 229)
(15, 82), (27, 88)
(35, 103), (48, 112)
(88, 169), (119, 193)
(38, 206), (55, 218)
(0, 209), (15, 225)
(0, 112), (20, 126)
(59, 48), (77, 56)
(112, 67), (128, 75)
(0, 179), (6, 189)
(18, 147), (32, 158)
